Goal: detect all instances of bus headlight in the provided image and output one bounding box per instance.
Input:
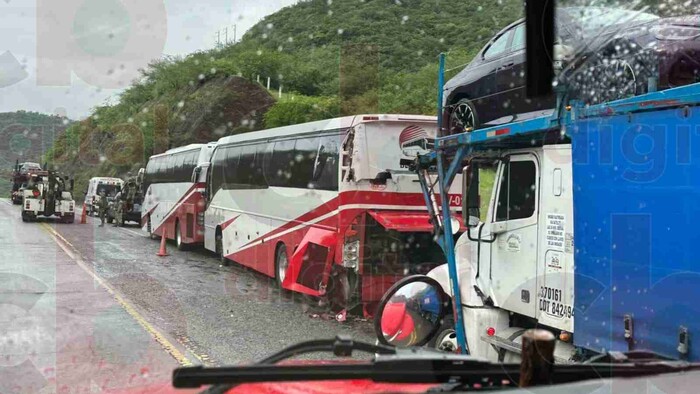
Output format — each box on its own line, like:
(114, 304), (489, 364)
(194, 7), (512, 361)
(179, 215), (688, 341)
(342, 240), (360, 269)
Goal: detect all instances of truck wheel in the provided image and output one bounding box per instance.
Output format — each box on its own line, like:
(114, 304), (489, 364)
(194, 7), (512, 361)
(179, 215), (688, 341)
(429, 315), (457, 352)
(175, 221), (187, 251)
(216, 230), (229, 266)
(21, 211), (29, 222)
(275, 244), (289, 289)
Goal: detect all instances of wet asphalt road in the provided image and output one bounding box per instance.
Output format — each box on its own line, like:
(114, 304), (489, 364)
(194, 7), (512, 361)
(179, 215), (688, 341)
(0, 199), (374, 391)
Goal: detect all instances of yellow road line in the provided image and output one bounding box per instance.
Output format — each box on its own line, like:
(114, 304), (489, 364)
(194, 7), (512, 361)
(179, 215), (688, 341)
(40, 223), (194, 367)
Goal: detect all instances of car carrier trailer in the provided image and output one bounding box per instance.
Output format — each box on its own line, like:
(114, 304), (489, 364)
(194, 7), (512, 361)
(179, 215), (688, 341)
(373, 80), (700, 363)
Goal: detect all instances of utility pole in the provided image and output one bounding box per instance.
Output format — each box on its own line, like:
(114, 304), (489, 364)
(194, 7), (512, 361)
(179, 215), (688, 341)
(233, 25), (237, 43)
(216, 31), (220, 47)
(225, 27), (228, 45)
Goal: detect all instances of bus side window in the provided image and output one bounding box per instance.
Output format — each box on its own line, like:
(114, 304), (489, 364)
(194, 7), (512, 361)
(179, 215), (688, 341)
(187, 150), (199, 178)
(252, 143), (268, 188)
(210, 148), (226, 194)
(236, 144), (257, 188)
(167, 155), (178, 183)
(225, 146), (241, 189)
(262, 143), (274, 187)
(269, 139), (295, 187)
(311, 134), (340, 191)
(173, 153), (186, 182)
(291, 136), (320, 189)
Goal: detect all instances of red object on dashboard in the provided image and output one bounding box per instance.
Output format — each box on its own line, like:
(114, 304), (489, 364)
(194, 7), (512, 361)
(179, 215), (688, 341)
(227, 380), (437, 393)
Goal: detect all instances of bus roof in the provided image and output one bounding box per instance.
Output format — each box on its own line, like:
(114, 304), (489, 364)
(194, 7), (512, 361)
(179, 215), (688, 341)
(215, 114), (437, 146)
(149, 143), (206, 159)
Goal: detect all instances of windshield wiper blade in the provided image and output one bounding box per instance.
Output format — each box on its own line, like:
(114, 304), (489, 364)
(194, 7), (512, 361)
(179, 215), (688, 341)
(256, 335), (395, 365)
(172, 336), (700, 390)
(175, 357), (700, 390)
(173, 336), (397, 390)
(173, 353), (499, 389)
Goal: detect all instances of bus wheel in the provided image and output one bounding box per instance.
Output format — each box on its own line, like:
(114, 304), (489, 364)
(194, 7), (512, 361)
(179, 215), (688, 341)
(275, 244), (289, 289)
(175, 221), (187, 251)
(429, 315), (457, 352)
(216, 230), (229, 266)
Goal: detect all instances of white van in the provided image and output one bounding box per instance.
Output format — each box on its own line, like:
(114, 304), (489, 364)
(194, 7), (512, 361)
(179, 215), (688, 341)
(85, 177), (123, 216)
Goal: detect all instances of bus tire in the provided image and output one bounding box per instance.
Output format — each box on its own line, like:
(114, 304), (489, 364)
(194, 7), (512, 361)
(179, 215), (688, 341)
(175, 220), (187, 251)
(429, 315), (457, 352)
(275, 243), (289, 290)
(216, 229), (229, 266)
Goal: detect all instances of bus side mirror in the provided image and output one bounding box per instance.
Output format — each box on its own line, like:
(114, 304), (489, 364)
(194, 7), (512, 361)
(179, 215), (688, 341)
(462, 164), (480, 228)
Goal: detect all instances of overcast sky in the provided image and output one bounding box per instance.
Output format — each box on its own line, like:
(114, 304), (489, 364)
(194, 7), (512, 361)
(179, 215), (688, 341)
(0, 0), (297, 120)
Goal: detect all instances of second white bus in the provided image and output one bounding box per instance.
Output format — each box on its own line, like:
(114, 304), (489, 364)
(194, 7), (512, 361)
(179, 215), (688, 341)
(142, 143), (216, 249)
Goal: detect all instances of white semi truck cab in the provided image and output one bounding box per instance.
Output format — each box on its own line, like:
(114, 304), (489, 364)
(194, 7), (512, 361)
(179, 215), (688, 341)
(374, 83), (700, 364)
(437, 143), (576, 362)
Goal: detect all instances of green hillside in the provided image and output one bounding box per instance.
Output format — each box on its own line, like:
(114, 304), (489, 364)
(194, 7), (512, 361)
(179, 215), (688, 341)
(45, 0), (527, 193)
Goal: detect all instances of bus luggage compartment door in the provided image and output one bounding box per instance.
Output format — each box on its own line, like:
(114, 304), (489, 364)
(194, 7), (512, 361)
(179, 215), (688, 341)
(283, 227), (337, 297)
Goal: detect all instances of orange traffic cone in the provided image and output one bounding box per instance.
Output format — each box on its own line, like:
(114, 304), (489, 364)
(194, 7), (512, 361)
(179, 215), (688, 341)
(80, 203), (88, 224)
(157, 229), (168, 257)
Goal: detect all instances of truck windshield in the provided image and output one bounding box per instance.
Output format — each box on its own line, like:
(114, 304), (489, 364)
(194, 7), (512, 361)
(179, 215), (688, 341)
(96, 184), (120, 196)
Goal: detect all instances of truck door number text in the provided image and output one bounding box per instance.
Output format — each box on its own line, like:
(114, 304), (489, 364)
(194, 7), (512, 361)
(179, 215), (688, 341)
(539, 286), (573, 318)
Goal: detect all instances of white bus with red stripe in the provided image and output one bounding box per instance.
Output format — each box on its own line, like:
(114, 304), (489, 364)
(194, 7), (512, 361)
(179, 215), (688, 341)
(142, 143), (216, 249)
(204, 114), (462, 315)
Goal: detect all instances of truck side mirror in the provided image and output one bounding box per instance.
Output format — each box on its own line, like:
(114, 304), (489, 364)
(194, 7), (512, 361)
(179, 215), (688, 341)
(462, 164), (480, 228)
(374, 275), (449, 348)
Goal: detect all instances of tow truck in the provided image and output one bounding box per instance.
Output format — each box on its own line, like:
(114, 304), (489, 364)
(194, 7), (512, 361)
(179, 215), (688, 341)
(21, 170), (76, 223)
(9, 161), (43, 204)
